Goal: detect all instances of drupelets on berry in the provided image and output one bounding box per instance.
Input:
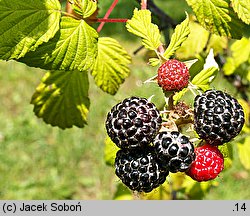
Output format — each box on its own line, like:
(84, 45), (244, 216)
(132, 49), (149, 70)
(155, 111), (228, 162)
(157, 59), (190, 92)
(186, 144), (224, 182)
(153, 131), (196, 173)
(115, 147), (169, 193)
(105, 96), (162, 149)
(194, 90), (245, 145)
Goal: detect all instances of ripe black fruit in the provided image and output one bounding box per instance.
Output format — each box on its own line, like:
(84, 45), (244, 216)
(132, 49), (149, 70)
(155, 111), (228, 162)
(106, 97), (162, 149)
(194, 90), (245, 145)
(115, 147), (169, 193)
(153, 131), (196, 173)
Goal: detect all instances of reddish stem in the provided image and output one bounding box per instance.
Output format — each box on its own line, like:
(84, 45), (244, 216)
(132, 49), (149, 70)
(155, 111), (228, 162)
(96, 18), (128, 23)
(97, 0), (119, 33)
(141, 0), (147, 9)
(158, 44), (165, 55)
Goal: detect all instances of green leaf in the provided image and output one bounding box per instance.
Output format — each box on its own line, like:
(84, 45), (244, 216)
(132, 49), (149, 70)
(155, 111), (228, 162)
(113, 183), (133, 200)
(186, 0), (245, 38)
(223, 58), (236, 76)
(126, 9), (161, 50)
(192, 67), (218, 91)
(104, 136), (119, 167)
(219, 143), (233, 159)
(163, 14), (190, 59)
(206, 34), (228, 55)
(142, 182), (171, 200)
(148, 58), (161, 67)
(70, 0), (84, 16)
(184, 59), (199, 69)
(238, 98), (250, 126)
(70, 0), (98, 18)
(0, 0), (61, 60)
(31, 70), (90, 129)
(19, 16), (98, 72)
(218, 143), (233, 169)
(91, 37), (131, 95)
(232, 0), (250, 24)
(183, 175), (216, 199)
(237, 137), (250, 170)
(81, 0), (98, 18)
(223, 37), (250, 76)
(176, 21), (228, 59)
(176, 21), (209, 59)
(192, 50), (218, 91)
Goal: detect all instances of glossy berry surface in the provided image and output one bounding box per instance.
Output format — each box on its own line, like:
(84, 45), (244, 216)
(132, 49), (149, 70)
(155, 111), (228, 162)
(194, 90), (245, 145)
(186, 144), (224, 182)
(115, 147), (169, 193)
(105, 96), (162, 149)
(153, 131), (196, 173)
(157, 59), (190, 92)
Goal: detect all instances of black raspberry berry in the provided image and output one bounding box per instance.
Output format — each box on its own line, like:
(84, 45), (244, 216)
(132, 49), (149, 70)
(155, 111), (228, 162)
(105, 96), (162, 149)
(157, 59), (190, 92)
(153, 131), (196, 173)
(115, 147), (169, 193)
(194, 89), (245, 145)
(186, 144), (224, 182)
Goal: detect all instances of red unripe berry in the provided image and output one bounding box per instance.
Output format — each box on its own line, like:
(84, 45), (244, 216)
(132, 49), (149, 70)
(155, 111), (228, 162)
(186, 144), (224, 182)
(157, 59), (190, 92)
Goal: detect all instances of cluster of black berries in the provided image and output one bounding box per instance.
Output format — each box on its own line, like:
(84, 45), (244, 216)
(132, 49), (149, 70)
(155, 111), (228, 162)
(106, 96), (196, 193)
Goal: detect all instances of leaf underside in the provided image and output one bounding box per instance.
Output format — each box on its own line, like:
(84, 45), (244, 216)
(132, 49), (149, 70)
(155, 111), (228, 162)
(81, 0), (98, 18)
(31, 70), (90, 129)
(0, 0), (61, 60)
(91, 37), (131, 95)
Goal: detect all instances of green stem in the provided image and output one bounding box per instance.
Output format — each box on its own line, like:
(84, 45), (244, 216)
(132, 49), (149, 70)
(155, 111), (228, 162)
(164, 92), (174, 110)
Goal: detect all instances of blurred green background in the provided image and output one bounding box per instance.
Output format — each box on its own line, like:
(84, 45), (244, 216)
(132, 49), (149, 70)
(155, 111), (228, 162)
(0, 0), (249, 199)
